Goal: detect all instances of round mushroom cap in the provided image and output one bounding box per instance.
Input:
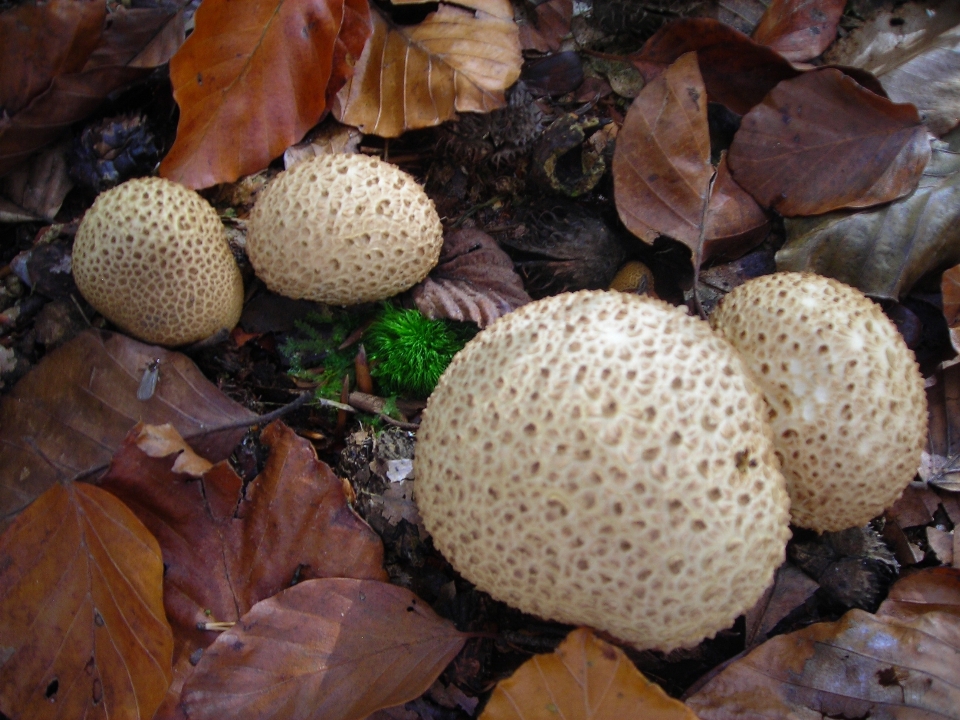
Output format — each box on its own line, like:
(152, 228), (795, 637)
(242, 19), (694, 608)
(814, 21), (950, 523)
(415, 290), (791, 651)
(246, 154), (443, 305)
(710, 272), (927, 533)
(73, 177), (244, 346)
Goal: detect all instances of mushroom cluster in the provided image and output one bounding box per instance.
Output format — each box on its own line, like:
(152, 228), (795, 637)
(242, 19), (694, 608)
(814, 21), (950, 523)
(72, 177), (244, 346)
(414, 290), (791, 651)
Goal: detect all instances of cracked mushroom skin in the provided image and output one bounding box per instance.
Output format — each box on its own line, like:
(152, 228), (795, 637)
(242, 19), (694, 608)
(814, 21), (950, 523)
(710, 272), (927, 533)
(72, 177), (244, 346)
(246, 154), (443, 305)
(414, 290), (791, 651)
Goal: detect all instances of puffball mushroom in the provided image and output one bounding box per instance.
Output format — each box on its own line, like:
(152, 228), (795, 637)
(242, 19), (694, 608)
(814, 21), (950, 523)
(414, 291), (792, 651)
(710, 272), (927, 533)
(246, 154), (443, 305)
(72, 177), (244, 346)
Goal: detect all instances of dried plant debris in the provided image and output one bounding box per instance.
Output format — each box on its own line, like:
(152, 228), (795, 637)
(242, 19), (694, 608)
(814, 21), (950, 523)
(589, 0), (707, 47)
(500, 204), (628, 298)
(68, 113), (160, 192)
(529, 113), (609, 197)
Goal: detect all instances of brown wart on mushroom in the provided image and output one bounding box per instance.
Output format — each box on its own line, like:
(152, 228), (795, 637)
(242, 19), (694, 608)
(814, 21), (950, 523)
(414, 290), (791, 651)
(710, 272), (928, 533)
(246, 154), (443, 306)
(72, 176), (244, 346)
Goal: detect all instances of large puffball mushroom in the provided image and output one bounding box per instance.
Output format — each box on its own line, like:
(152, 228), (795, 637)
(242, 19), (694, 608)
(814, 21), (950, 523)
(246, 154), (443, 305)
(710, 272), (927, 533)
(73, 177), (244, 346)
(414, 291), (792, 651)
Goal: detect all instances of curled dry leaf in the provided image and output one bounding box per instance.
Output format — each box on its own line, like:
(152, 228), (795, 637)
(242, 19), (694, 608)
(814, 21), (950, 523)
(751, 0), (846, 63)
(0, 330), (255, 528)
(410, 228), (532, 328)
(332, 0), (522, 137)
(98, 421), (386, 714)
(777, 142), (960, 299)
(480, 627), (698, 720)
(701, 153), (770, 264)
(728, 67), (931, 216)
(743, 562), (819, 648)
(160, 0), (370, 188)
(825, 1), (960, 136)
(0, 482), (172, 720)
(686, 567), (960, 719)
(921, 361), (960, 492)
(180, 578), (467, 720)
(0, 139), (73, 222)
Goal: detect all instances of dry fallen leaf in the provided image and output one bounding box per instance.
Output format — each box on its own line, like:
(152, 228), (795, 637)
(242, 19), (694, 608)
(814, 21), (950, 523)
(0, 482), (172, 720)
(687, 567), (960, 719)
(180, 578), (467, 720)
(410, 228), (532, 328)
(332, 0), (522, 137)
(943, 264), (960, 354)
(728, 67), (931, 216)
(697, 0), (769, 36)
(776, 141), (960, 299)
(0, 330), (255, 527)
(701, 153), (770, 264)
(751, 0), (845, 62)
(921, 361), (960, 493)
(98, 421), (386, 715)
(481, 627), (698, 720)
(0, 139), (73, 222)
(744, 562), (819, 648)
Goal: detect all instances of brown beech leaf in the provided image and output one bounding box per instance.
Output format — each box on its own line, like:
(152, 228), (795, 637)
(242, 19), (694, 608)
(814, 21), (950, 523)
(0, 2), (184, 176)
(180, 578), (465, 720)
(613, 52), (712, 249)
(410, 228), (532, 328)
(0, 329), (255, 526)
(921, 361), (960, 493)
(332, 0), (522, 137)
(701, 152), (770, 263)
(776, 141), (960, 299)
(728, 67), (931, 216)
(686, 567), (960, 719)
(744, 562), (819, 647)
(629, 18), (800, 115)
(159, 0), (370, 189)
(0, 139), (73, 222)
(825, 1), (960, 136)
(98, 421), (386, 715)
(751, 0), (846, 62)
(0, 482), (172, 720)
(481, 628), (698, 720)
(943, 264), (960, 354)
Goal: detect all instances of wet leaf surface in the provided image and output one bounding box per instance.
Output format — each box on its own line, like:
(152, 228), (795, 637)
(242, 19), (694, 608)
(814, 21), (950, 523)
(728, 67), (930, 215)
(159, 0), (370, 188)
(180, 578), (465, 720)
(481, 628), (699, 720)
(0, 482), (172, 720)
(777, 142), (960, 298)
(332, 0), (522, 137)
(0, 330), (255, 527)
(411, 228), (532, 328)
(751, 0), (845, 62)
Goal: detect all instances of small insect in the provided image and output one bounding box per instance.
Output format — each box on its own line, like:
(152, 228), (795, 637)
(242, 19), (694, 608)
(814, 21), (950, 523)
(137, 359), (161, 401)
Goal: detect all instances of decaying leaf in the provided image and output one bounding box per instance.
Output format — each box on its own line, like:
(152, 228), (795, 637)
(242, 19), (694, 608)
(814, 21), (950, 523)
(921, 361), (960, 492)
(744, 562), (819, 647)
(701, 153), (770, 263)
(686, 567), (960, 719)
(943, 264), (960, 354)
(283, 121), (363, 170)
(0, 482), (172, 720)
(613, 52), (713, 249)
(481, 628), (698, 720)
(0, 139), (73, 222)
(160, 0), (370, 188)
(332, 0), (522, 137)
(776, 142), (960, 299)
(0, 330), (256, 527)
(0, 1), (184, 176)
(410, 228), (532, 328)
(751, 0), (845, 62)
(697, 0), (769, 36)
(729, 67), (931, 216)
(180, 578), (466, 720)
(629, 18), (800, 114)
(825, 1), (960, 136)
(98, 421), (386, 713)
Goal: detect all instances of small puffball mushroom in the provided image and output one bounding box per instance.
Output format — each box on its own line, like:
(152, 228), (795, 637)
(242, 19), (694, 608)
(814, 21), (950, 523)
(415, 291), (792, 651)
(246, 154), (443, 305)
(710, 272), (927, 533)
(73, 177), (244, 346)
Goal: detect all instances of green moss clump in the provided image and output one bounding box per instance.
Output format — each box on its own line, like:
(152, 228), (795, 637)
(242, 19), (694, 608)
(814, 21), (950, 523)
(365, 305), (476, 398)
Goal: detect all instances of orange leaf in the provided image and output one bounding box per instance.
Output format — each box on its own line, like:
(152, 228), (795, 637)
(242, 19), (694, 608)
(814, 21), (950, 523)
(180, 578), (467, 720)
(159, 0), (371, 189)
(752, 0), (846, 63)
(613, 52), (712, 249)
(0, 482), (172, 719)
(728, 67), (931, 216)
(332, 0), (521, 137)
(481, 628), (698, 720)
